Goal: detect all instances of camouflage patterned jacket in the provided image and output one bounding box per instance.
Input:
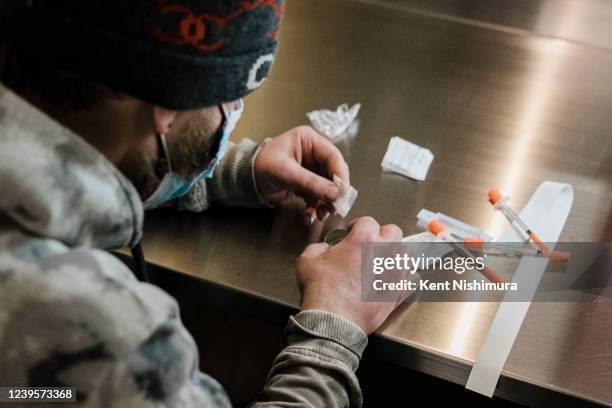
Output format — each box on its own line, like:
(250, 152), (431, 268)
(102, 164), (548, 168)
(0, 85), (368, 407)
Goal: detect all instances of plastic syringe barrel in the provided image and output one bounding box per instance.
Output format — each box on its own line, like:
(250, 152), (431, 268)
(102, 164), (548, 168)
(428, 220), (506, 283)
(497, 201), (532, 234)
(487, 187), (570, 260)
(464, 238), (541, 256)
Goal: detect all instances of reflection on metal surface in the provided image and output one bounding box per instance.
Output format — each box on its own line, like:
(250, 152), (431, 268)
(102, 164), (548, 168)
(359, 0), (612, 50)
(535, 0), (612, 50)
(489, 38), (568, 237)
(450, 302), (479, 355)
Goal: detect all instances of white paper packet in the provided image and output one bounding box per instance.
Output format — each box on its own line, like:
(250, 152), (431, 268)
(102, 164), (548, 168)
(332, 175), (358, 218)
(381, 136), (434, 181)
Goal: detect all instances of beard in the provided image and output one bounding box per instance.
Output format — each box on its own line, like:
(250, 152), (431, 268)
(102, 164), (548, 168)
(128, 109), (220, 201)
(126, 148), (161, 202)
(164, 109), (219, 179)
(166, 115), (215, 178)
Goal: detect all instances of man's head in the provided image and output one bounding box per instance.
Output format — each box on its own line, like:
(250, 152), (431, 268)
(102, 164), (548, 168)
(0, 0), (284, 200)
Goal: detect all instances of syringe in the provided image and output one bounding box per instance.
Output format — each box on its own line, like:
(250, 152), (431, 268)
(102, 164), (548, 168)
(488, 188), (569, 261)
(463, 237), (543, 257)
(428, 220), (505, 283)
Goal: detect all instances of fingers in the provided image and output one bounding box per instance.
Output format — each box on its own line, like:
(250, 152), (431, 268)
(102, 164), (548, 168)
(279, 159), (340, 202)
(299, 242), (330, 260)
(316, 201), (334, 220)
(303, 195), (334, 223)
(260, 126), (350, 205)
(304, 207), (317, 225)
(346, 216), (380, 242)
(304, 204), (330, 224)
(298, 126), (350, 184)
(303, 192), (335, 224)
(303, 195), (319, 225)
(379, 224), (403, 241)
(346, 217), (403, 244)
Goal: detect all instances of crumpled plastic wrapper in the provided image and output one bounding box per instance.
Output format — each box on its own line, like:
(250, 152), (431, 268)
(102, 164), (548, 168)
(307, 103), (361, 141)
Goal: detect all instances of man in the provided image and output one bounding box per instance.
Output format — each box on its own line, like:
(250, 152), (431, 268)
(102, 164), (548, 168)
(0, 1), (404, 406)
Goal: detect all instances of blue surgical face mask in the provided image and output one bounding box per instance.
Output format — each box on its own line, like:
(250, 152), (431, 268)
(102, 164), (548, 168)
(143, 99), (244, 209)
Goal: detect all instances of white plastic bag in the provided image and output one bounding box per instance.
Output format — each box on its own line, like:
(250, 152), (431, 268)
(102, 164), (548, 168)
(307, 103), (361, 141)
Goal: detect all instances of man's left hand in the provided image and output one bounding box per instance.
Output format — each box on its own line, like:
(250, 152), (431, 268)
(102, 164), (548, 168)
(254, 126), (349, 220)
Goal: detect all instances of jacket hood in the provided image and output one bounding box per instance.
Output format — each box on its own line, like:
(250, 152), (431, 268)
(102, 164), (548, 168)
(0, 85), (143, 249)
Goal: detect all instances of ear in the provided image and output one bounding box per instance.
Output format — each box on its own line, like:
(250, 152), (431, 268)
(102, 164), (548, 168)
(152, 106), (177, 135)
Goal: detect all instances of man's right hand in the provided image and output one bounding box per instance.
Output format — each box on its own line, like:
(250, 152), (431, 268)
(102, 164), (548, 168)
(296, 216), (405, 334)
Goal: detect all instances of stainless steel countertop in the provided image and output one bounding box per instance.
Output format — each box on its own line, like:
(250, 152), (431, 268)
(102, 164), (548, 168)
(357, 0), (612, 51)
(139, 0), (612, 406)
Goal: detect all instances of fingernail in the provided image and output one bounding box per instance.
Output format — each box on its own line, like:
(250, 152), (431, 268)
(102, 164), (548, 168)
(317, 206), (329, 221)
(304, 214), (315, 226)
(324, 184), (340, 201)
(304, 208), (316, 225)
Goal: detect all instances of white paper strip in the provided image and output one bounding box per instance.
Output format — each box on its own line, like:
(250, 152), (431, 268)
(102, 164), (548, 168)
(465, 181), (574, 396)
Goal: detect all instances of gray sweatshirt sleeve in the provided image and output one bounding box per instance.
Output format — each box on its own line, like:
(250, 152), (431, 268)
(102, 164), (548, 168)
(254, 310), (368, 408)
(178, 140), (370, 406)
(0, 231), (367, 408)
(177, 138), (268, 212)
(0, 243), (233, 407)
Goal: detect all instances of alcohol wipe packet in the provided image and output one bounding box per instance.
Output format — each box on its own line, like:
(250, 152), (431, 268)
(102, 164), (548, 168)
(381, 136), (434, 181)
(332, 174), (358, 217)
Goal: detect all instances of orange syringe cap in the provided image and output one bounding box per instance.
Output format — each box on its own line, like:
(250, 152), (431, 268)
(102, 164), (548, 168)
(464, 237), (485, 251)
(428, 219), (446, 235)
(488, 187), (504, 205)
(548, 250), (571, 262)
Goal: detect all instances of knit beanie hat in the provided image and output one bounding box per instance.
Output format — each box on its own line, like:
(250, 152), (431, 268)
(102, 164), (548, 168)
(11, 0), (285, 110)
